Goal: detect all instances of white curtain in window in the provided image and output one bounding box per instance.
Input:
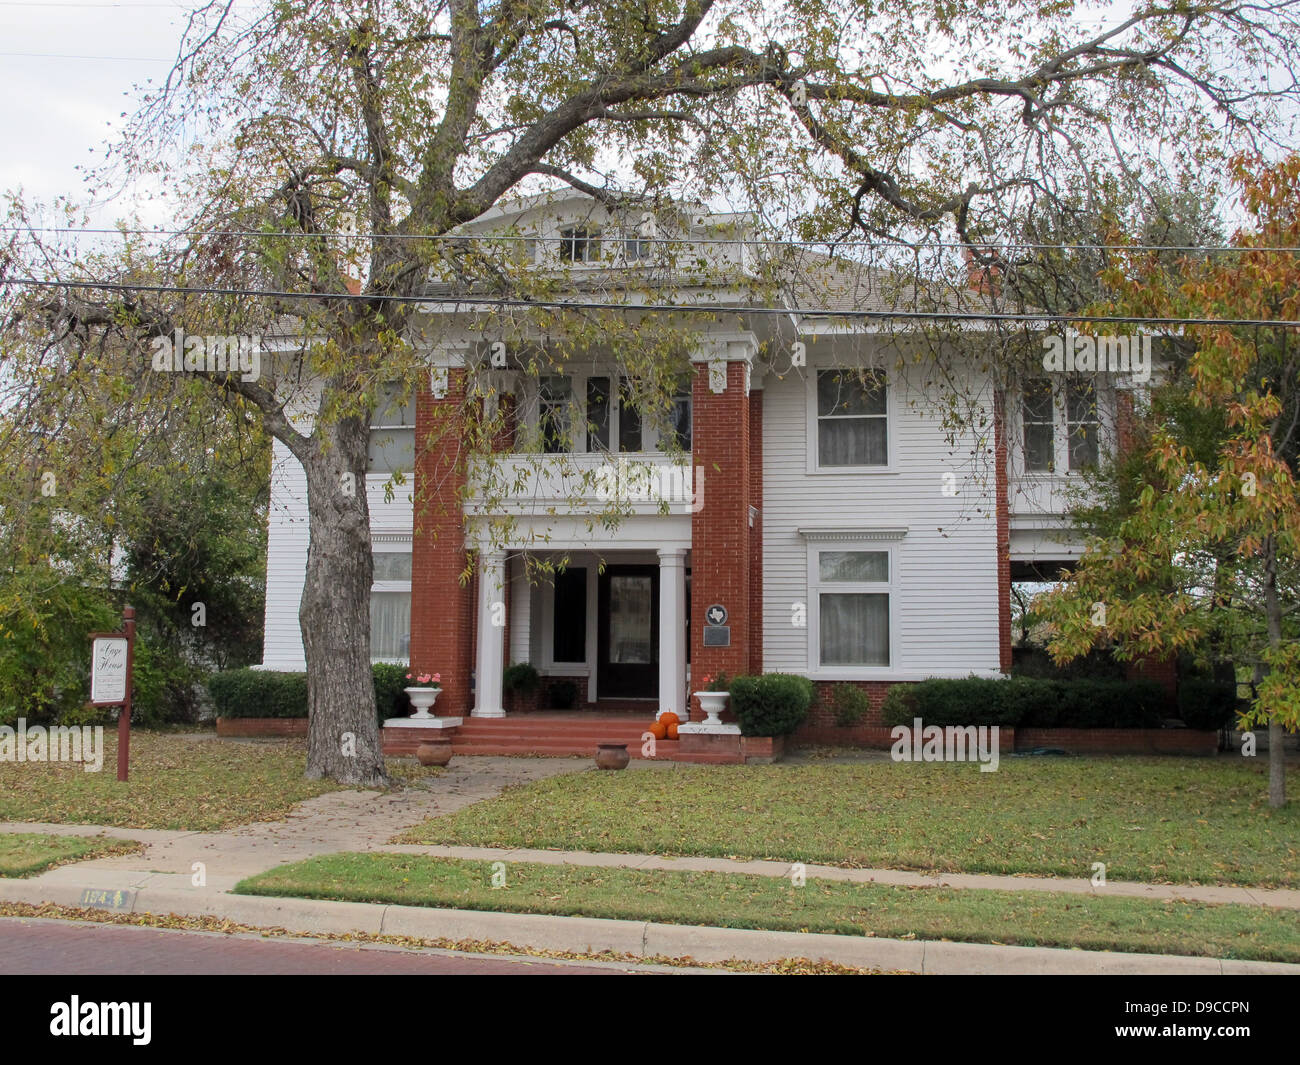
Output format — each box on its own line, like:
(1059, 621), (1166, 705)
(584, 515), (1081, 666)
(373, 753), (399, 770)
(370, 591), (411, 660)
(818, 419), (887, 466)
(819, 592), (889, 666)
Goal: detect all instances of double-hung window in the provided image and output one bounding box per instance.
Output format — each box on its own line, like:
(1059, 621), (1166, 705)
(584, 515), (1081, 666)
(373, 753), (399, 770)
(815, 369), (888, 468)
(812, 548), (893, 668)
(370, 549), (411, 662)
(368, 383), (415, 474)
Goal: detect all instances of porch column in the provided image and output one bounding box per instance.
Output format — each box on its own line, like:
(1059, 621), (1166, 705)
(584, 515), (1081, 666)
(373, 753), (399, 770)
(473, 549), (507, 718)
(657, 548), (688, 720)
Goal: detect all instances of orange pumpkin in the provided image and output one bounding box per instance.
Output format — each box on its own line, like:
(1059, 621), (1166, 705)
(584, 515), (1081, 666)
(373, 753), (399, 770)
(649, 721), (668, 740)
(659, 712), (680, 728)
(665, 722), (679, 740)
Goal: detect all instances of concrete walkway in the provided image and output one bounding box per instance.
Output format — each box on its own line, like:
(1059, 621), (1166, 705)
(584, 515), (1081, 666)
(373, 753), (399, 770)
(0, 756), (590, 879)
(3, 754), (1298, 974)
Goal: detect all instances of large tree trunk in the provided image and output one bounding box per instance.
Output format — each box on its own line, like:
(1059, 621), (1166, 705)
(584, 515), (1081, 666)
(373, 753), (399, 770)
(299, 410), (386, 786)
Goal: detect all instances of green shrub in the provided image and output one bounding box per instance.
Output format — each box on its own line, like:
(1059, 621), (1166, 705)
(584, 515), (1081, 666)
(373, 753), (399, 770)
(730, 673), (814, 736)
(881, 676), (1166, 729)
(880, 677), (1036, 728)
(830, 684), (872, 727)
(1030, 678), (1165, 728)
(372, 663), (410, 722)
(209, 664), (423, 722)
(207, 668), (308, 719)
(503, 662), (541, 694)
(1178, 678), (1239, 731)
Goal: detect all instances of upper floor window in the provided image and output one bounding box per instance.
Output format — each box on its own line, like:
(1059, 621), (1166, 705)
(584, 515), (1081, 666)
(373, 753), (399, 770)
(525, 372), (690, 455)
(1066, 380), (1100, 471)
(368, 383), (415, 473)
(1020, 378), (1101, 474)
(539, 376), (574, 454)
(1022, 380), (1055, 472)
(664, 390), (692, 452)
(559, 226), (601, 263)
(623, 233), (653, 260)
(816, 369), (888, 468)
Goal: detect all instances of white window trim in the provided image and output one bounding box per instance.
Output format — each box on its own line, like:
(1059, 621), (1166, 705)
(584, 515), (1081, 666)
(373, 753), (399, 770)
(534, 565), (592, 672)
(370, 540), (412, 664)
(1011, 377), (1118, 481)
(805, 539), (900, 679)
(805, 366), (899, 475)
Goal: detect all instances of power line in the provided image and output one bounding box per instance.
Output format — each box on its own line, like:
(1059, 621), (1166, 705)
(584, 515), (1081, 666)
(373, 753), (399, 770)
(9, 275), (1300, 329)
(0, 51), (173, 60)
(2, 225), (1294, 254)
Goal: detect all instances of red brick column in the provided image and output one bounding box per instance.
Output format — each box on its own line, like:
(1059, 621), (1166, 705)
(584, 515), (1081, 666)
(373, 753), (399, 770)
(690, 359), (751, 719)
(748, 390), (763, 675)
(411, 368), (473, 716)
(994, 390), (1013, 673)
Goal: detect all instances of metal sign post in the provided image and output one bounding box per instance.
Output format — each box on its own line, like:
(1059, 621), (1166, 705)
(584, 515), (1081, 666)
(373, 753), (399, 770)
(89, 606), (136, 782)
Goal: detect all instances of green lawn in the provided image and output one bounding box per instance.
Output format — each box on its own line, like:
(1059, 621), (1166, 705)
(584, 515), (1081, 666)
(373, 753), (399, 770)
(398, 758), (1300, 888)
(236, 852), (1300, 964)
(0, 833), (142, 877)
(0, 733), (339, 831)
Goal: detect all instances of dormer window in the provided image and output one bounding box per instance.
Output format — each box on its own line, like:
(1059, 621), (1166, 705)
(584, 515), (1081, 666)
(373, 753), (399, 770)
(559, 226), (601, 263)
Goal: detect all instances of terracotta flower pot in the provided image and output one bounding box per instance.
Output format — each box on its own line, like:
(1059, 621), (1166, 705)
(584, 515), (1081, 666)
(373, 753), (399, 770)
(594, 743), (630, 770)
(416, 739), (453, 767)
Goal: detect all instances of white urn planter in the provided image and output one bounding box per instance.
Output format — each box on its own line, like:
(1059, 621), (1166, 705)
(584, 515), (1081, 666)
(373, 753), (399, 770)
(694, 690), (730, 726)
(405, 686), (442, 719)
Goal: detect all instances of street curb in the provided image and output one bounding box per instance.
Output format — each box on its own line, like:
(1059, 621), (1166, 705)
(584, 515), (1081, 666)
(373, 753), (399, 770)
(2, 878), (1297, 974)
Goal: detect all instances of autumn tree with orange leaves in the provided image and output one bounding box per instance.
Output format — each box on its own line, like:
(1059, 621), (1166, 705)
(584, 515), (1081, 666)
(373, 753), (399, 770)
(1038, 154), (1300, 809)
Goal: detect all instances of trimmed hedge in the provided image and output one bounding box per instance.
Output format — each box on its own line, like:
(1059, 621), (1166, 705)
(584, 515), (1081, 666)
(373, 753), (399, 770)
(208, 669), (308, 720)
(208, 665), (416, 724)
(1178, 678), (1239, 731)
(829, 683), (872, 727)
(730, 673), (814, 737)
(880, 676), (1167, 729)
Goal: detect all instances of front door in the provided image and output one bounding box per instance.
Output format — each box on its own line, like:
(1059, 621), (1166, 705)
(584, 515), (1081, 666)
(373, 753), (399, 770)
(598, 565), (659, 699)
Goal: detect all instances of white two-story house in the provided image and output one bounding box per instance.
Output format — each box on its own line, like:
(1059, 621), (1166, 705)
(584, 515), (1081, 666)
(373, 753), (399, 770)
(258, 191), (1134, 745)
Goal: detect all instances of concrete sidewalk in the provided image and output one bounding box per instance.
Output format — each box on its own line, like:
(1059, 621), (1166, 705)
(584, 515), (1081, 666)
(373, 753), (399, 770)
(1, 871), (1295, 974)
(3, 751), (1298, 975)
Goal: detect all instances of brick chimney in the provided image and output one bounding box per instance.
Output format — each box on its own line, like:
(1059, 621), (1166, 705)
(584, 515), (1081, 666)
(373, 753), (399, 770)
(963, 247), (1001, 297)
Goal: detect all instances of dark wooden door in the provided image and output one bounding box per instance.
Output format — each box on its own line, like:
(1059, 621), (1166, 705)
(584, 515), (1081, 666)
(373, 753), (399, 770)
(597, 566), (659, 699)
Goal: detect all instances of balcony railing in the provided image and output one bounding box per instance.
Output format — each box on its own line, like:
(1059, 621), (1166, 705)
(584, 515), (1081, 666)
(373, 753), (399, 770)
(466, 452), (700, 516)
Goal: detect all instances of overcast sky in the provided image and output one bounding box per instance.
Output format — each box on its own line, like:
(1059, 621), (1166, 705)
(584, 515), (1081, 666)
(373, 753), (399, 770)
(0, 0), (206, 223)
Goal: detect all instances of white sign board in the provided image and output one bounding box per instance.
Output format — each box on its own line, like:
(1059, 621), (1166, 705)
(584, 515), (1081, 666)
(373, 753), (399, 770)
(90, 635), (129, 705)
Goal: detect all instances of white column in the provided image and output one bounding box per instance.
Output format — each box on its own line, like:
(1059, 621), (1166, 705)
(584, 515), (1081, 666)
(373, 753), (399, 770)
(657, 548), (688, 720)
(473, 549), (507, 718)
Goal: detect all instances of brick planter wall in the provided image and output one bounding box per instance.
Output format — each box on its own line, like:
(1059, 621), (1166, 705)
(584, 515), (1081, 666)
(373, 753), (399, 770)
(216, 718), (308, 738)
(1015, 728), (1220, 756)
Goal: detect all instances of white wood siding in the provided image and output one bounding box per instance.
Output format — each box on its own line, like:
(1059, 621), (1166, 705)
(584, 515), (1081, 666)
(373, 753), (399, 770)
(761, 357), (1003, 680)
(260, 450), (415, 673)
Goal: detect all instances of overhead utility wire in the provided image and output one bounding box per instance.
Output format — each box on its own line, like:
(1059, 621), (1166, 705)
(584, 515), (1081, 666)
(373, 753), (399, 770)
(3, 226), (1297, 254)
(8, 276), (1300, 329)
